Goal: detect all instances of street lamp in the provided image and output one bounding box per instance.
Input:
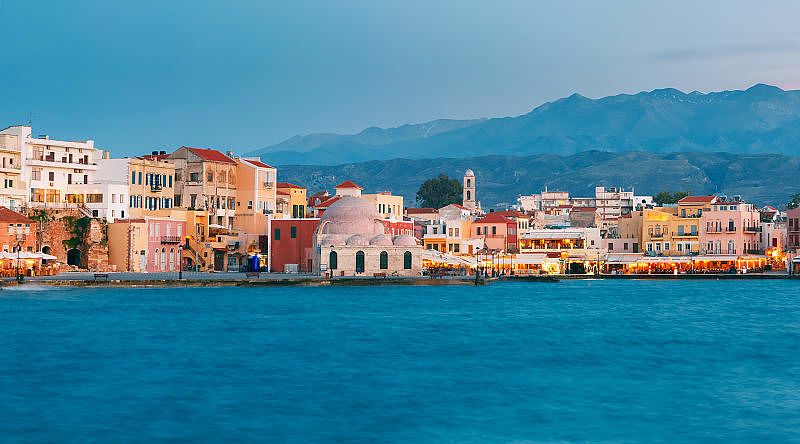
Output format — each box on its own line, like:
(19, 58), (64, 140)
(178, 244), (183, 280)
(16, 240), (23, 283)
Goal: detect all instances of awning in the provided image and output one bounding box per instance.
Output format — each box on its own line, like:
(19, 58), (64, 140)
(522, 231), (583, 240)
(422, 249), (476, 266)
(605, 253), (643, 264)
(514, 253), (547, 265)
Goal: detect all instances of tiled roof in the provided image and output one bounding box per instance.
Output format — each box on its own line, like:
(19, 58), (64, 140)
(475, 213), (515, 224)
(316, 196), (342, 208)
(243, 159), (273, 169)
(678, 195), (716, 204)
(184, 147), (236, 164)
(277, 182), (304, 189)
(441, 203), (469, 211)
(491, 210), (526, 217)
(0, 207), (33, 224)
(335, 180), (363, 190)
(574, 207), (597, 212)
(406, 208), (438, 214)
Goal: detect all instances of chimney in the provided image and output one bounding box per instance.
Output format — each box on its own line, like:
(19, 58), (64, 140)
(103, 151), (110, 159)
(226, 150), (233, 158)
(151, 150), (158, 155)
(159, 150), (166, 155)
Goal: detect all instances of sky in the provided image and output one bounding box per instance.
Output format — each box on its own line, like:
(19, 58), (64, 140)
(2, 0), (800, 157)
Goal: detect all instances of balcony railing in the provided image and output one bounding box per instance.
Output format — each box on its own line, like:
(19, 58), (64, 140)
(161, 236), (181, 244)
(744, 226), (760, 233)
(150, 184), (163, 192)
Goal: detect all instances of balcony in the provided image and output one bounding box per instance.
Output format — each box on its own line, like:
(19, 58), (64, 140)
(150, 184), (163, 192)
(744, 226), (760, 233)
(161, 236), (181, 244)
(264, 181), (274, 188)
(650, 232), (665, 239)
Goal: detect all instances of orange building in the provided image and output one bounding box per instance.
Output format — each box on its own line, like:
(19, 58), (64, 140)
(0, 207), (36, 253)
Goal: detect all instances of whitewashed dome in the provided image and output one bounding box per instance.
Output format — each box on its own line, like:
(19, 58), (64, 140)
(369, 234), (393, 246)
(464, 169), (475, 177)
(345, 234), (369, 246)
(393, 235), (418, 247)
(319, 196), (384, 237)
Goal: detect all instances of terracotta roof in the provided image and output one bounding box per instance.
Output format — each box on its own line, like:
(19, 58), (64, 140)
(475, 213), (515, 224)
(184, 147), (236, 164)
(316, 196), (342, 208)
(276, 190), (291, 196)
(678, 195), (716, 204)
(277, 182), (304, 189)
(491, 210), (526, 218)
(0, 207), (33, 224)
(406, 208), (438, 214)
(335, 180), (363, 190)
(441, 203), (469, 211)
(575, 207), (597, 212)
(242, 159), (273, 169)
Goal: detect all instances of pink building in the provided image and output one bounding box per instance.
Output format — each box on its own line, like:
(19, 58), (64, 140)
(700, 197), (761, 255)
(787, 207), (800, 253)
(146, 217), (186, 272)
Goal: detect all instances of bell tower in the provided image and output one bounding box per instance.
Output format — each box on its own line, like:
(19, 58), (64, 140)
(463, 169), (476, 211)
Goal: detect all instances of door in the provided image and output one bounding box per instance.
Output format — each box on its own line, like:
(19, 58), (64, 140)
(214, 251), (225, 271)
(139, 251), (146, 271)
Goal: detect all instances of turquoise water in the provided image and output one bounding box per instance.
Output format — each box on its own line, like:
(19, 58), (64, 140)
(1, 280), (799, 443)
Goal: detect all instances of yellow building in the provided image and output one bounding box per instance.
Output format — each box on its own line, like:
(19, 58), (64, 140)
(276, 182), (307, 218)
(619, 206), (702, 256)
(363, 191), (403, 219)
(97, 155), (177, 219)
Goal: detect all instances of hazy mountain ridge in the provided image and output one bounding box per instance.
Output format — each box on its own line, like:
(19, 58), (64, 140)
(250, 84), (800, 165)
(277, 151), (800, 207)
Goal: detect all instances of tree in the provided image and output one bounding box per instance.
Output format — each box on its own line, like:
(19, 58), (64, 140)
(416, 174), (463, 208)
(653, 190), (690, 205)
(789, 193), (800, 209)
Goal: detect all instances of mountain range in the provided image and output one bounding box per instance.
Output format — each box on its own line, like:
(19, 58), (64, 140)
(250, 84), (800, 165)
(277, 151), (800, 208)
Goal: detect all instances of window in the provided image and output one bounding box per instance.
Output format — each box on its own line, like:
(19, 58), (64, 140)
(355, 251), (365, 273)
(290, 226), (297, 238)
(329, 251), (338, 270)
(168, 175), (173, 187)
(248, 201), (253, 209)
(453, 244), (460, 253)
(476, 227), (481, 235)
(138, 172), (142, 184)
(664, 242), (670, 252)
(48, 171), (54, 181)
(677, 243), (683, 252)
(274, 228), (280, 240)
(190, 172), (200, 182)
(491, 226), (497, 235)
(608, 242), (614, 251)
(131, 172), (136, 184)
(404, 251), (412, 269)
(379, 251), (388, 269)
(207, 172), (214, 182)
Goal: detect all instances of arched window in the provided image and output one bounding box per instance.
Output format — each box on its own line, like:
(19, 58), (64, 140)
(355, 251), (365, 273)
(329, 251), (338, 270)
(728, 240), (735, 254)
(379, 251), (388, 269)
(466, 179), (471, 187)
(404, 251), (412, 269)
(161, 248), (167, 270)
(169, 248), (175, 271)
(466, 190), (471, 200)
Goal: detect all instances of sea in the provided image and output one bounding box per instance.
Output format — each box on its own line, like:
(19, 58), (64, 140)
(1, 280), (799, 443)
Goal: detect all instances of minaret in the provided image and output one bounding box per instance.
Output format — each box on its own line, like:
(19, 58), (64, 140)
(463, 169), (476, 211)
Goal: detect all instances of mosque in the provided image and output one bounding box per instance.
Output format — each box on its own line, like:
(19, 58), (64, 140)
(313, 196), (422, 276)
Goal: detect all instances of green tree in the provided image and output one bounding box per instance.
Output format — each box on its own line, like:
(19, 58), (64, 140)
(788, 193), (800, 209)
(653, 190), (690, 205)
(416, 174), (463, 208)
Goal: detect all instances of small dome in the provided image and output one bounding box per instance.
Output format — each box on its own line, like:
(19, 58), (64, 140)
(464, 169), (475, 177)
(369, 234), (393, 246)
(318, 234), (348, 246)
(345, 234), (369, 246)
(393, 235), (418, 247)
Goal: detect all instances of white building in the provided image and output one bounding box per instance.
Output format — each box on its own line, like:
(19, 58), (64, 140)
(0, 125), (101, 208)
(66, 182), (129, 222)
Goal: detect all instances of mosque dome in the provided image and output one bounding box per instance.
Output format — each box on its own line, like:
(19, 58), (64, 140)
(393, 235), (418, 247)
(318, 234), (348, 246)
(345, 234), (369, 246)
(369, 234), (394, 246)
(319, 196), (384, 237)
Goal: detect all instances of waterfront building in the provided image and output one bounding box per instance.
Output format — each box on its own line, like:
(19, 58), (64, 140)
(471, 212), (519, 252)
(362, 191), (403, 219)
(618, 206), (701, 256)
(107, 217), (184, 272)
(0, 131), (28, 210)
(334, 180), (363, 198)
(65, 182), (129, 222)
(787, 207), (800, 253)
(699, 196), (761, 255)
(313, 196), (422, 276)
(595, 186), (635, 232)
(0, 207), (35, 253)
(234, 158), (276, 256)
(108, 155), (176, 218)
(168, 147), (237, 229)
(518, 227), (602, 254)
(276, 182), (307, 218)
(422, 204), (479, 254)
(269, 218), (319, 273)
(1, 125), (101, 208)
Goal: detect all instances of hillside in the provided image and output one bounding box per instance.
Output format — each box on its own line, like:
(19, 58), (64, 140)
(277, 151), (800, 208)
(250, 84), (800, 165)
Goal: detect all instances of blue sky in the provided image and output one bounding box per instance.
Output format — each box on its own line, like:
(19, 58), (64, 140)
(1, 0), (799, 156)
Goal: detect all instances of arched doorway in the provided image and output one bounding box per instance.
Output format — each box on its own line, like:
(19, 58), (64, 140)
(41, 246), (52, 265)
(67, 248), (81, 267)
(355, 251), (365, 273)
(379, 251), (388, 270)
(329, 251), (338, 270)
(404, 251), (412, 269)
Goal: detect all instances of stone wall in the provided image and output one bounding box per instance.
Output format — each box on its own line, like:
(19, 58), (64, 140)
(26, 209), (110, 271)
